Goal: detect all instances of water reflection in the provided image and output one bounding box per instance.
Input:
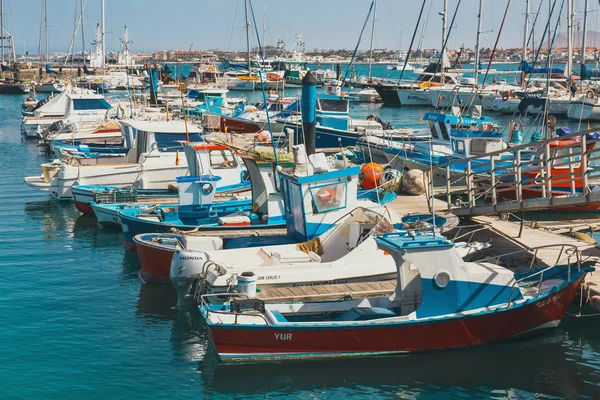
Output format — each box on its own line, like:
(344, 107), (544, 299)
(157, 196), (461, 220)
(198, 327), (599, 398)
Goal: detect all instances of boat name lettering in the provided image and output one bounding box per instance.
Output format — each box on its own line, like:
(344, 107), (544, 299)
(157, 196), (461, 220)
(275, 333), (292, 341)
(258, 275), (281, 281)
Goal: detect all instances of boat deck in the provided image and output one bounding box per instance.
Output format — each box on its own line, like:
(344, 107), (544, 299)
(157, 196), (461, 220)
(256, 280), (397, 303)
(180, 227), (287, 238)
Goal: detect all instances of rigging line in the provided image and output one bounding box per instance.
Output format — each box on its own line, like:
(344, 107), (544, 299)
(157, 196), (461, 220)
(398, 0), (427, 83)
(482, 0), (511, 86)
(526, 0), (545, 50)
(433, 0), (462, 76)
(340, 0), (375, 89)
(248, 0), (278, 164)
(226, 0), (240, 52)
(525, 0), (559, 89)
(417, 0), (434, 52)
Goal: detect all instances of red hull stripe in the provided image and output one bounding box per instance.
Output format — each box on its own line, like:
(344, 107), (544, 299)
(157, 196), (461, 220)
(135, 240), (177, 281)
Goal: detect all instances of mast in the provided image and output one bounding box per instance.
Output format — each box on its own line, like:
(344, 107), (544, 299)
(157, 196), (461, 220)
(567, 0), (573, 80)
(244, 0), (251, 73)
(474, 0), (483, 85)
(262, 0), (266, 49)
(81, 0), (85, 66)
(440, 0), (448, 79)
(1, 0), (4, 64)
(101, 0), (105, 68)
(521, 0), (530, 88)
(368, 0), (378, 80)
(44, 0), (48, 64)
(581, 0), (589, 75)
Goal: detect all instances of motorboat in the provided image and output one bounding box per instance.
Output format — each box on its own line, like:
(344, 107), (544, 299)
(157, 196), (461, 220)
(24, 120), (206, 200)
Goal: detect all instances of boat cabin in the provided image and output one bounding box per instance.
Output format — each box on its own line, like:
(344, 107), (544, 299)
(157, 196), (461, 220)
(64, 93), (113, 123)
(119, 120), (205, 164)
(279, 164), (361, 242)
(423, 112), (505, 158)
(374, 232), (520, 317)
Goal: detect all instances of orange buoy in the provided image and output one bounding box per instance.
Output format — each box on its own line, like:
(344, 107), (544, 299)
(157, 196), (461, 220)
(360, 162), (383, 190)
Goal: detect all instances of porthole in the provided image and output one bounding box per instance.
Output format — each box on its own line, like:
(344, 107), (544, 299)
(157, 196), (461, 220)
(201, 183), (214, 195)
(434, 271), (450, 289)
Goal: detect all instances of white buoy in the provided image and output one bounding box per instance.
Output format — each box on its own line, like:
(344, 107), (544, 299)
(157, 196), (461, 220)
(237, 272), (257, 297)
(401, 169), (426, 195)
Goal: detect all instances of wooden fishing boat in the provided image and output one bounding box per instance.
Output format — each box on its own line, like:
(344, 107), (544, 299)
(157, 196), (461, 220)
(200, 232), (592, 364)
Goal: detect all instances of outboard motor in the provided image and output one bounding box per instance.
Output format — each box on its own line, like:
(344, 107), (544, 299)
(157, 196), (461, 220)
(366, 114), (392, 130)
(170, 250), (211, 308)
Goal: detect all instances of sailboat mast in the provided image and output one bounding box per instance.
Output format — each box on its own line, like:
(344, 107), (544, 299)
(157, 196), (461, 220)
(368, 0), (378, 80)
(44, 0), (48, 64)
(81, 0), (85, 66)
(474, 0), (483, 84)
(0, 0), (4, 65)
(244, 0), (251, 72)
(101, 0), (105, 68)
(521, 0), (530, 88)
(441, 0), (447, 50)
(440, 0), (447, 79)
(567, 0), (573, 80)
(581, 0), (588, 72)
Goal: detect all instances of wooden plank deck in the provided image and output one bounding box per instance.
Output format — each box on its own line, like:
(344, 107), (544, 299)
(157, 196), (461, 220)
(256, 280), (397, 303)
(178, 227), (287, 238)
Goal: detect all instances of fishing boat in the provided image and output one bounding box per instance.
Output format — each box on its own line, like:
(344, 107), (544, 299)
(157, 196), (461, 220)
(376, 110), (509, 179)
(71, 141), (250, 215)
(133, 152), (399, 283)
(199, 230), (592, 364)
(24, 120), (206, 200)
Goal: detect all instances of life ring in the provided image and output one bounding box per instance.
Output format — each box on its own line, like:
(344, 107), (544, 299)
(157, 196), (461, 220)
(208, 66), (216, 73)
(501, 91), (510, 102)
(587, 89), (596, 99)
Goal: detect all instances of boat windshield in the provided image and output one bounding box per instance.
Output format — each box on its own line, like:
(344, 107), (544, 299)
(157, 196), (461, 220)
(155, 133), (204, 152)
(72, 98), (112, 110)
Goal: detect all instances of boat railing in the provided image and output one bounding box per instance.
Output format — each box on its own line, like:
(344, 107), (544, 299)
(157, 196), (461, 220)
(434, 124), (600, 216)
(506, 244), (581, 308)
(476, 243), (582, 308)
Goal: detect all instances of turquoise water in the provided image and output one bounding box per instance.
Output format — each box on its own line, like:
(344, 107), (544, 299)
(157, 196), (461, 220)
(2, 86), (600, 398)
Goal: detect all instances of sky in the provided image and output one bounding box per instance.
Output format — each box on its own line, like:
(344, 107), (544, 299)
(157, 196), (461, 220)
(1, 0), (598, 54)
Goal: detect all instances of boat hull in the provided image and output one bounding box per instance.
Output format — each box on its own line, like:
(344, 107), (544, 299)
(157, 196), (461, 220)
(207, 275), (585, 363)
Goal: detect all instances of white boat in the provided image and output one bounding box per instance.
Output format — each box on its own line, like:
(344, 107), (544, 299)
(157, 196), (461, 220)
(387, 63), (414, 71)
(429, 80), (521, 109)
(20, 86), (95, 138)
(22, 90), (114, 139)
(33, 81), (66, 93)
(567, 97), (600, 120)
(24, 120), (205, 200)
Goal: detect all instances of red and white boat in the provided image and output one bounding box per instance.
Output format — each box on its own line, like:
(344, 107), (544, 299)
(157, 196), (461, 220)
(199, 231), (592, 364)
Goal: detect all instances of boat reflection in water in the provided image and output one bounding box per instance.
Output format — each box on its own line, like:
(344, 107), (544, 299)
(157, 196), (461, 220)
(136, 284), (208, 363)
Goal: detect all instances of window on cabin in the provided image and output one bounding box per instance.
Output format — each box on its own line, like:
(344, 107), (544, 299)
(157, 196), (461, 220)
(427, 121), (438, 139)
(318, 99), (348, 113)
(309, 181), (347, 213)
(72, 98), (112, 110)
(552, 148), (581, 169)
(438, 122), (450, 140)
(154, 133), (204, 152)
(470, 139), (503, 155)
(454, 140), (465, 154)
(209, 149), (238, 169)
